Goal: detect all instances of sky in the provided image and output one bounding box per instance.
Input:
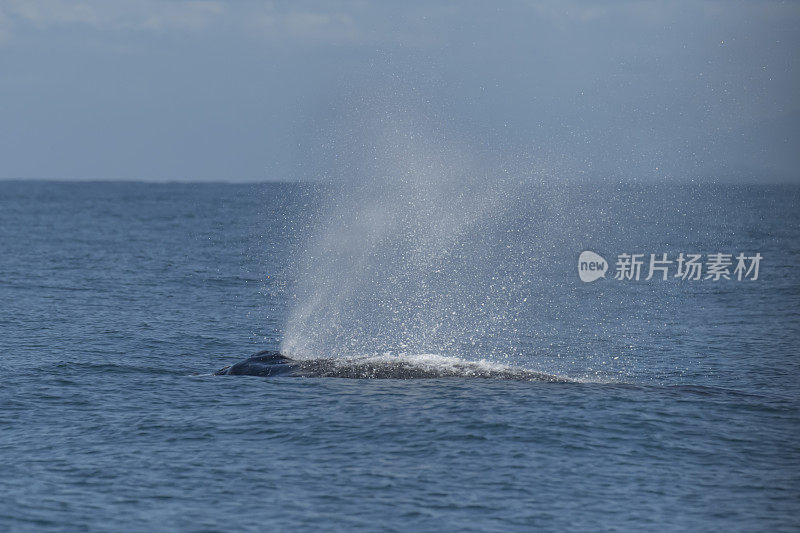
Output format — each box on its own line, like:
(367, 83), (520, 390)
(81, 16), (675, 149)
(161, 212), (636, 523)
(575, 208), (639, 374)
(0, 0), (798, 183)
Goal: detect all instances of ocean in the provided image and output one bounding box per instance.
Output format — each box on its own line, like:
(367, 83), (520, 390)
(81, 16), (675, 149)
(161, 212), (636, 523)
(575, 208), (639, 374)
(1, 180), (798, 531)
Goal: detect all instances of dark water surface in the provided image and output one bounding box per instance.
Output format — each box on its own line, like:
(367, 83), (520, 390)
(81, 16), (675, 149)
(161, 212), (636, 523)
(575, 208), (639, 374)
(1, 181), (798, 531)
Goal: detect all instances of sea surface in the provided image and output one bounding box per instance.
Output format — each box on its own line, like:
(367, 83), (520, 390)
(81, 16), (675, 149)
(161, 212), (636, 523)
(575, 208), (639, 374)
(1, 180), (798, 531)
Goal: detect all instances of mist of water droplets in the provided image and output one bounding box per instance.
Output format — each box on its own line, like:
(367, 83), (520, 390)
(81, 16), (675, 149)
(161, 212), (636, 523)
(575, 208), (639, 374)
(280, 111), (555, 362)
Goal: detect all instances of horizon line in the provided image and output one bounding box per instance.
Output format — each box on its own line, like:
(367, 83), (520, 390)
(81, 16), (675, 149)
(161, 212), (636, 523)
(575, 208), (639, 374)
(1, 176), (799, 186)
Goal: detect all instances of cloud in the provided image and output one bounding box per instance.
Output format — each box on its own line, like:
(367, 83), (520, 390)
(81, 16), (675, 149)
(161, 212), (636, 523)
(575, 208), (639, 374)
(0, 0), (378, 46)
(525, 0), (800, 28)
(0, 9), (11, 43)
(242, 2), (447, 47)
(247, 7), (362, 45)
(1, 0), (799, 56)
(1, 0), (225, 32)
(0, 0), (453, 47)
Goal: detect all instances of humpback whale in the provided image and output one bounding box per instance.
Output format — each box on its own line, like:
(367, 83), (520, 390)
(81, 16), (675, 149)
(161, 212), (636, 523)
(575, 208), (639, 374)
(214, 350), (570, 381)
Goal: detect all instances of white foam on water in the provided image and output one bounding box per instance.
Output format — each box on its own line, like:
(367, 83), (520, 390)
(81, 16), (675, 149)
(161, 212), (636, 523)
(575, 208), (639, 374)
(337, 352), (514, 374)
(279, 349), (577, 381)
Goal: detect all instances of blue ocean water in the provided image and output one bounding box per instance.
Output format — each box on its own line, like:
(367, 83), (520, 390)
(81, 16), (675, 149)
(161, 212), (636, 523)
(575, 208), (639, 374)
(0, 180), (798, 531)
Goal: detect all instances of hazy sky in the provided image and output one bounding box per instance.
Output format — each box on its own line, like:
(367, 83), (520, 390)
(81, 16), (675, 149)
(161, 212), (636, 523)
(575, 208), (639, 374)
(0, 0), (798, 182)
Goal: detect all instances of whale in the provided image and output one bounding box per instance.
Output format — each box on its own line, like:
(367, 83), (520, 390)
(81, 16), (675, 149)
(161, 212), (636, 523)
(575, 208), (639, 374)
(214, 350), (297, 377)
(214, 349), (570, 381)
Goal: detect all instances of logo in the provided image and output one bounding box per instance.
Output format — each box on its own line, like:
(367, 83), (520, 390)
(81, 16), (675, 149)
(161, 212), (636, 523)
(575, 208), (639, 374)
(577, 251), (762, 282)
(578, 251), (608, 283)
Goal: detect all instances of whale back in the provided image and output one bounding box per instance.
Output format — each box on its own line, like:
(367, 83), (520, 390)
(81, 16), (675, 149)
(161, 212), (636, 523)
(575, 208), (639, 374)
(214, 350), (297, 377)
(214, 350), (570, 382)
